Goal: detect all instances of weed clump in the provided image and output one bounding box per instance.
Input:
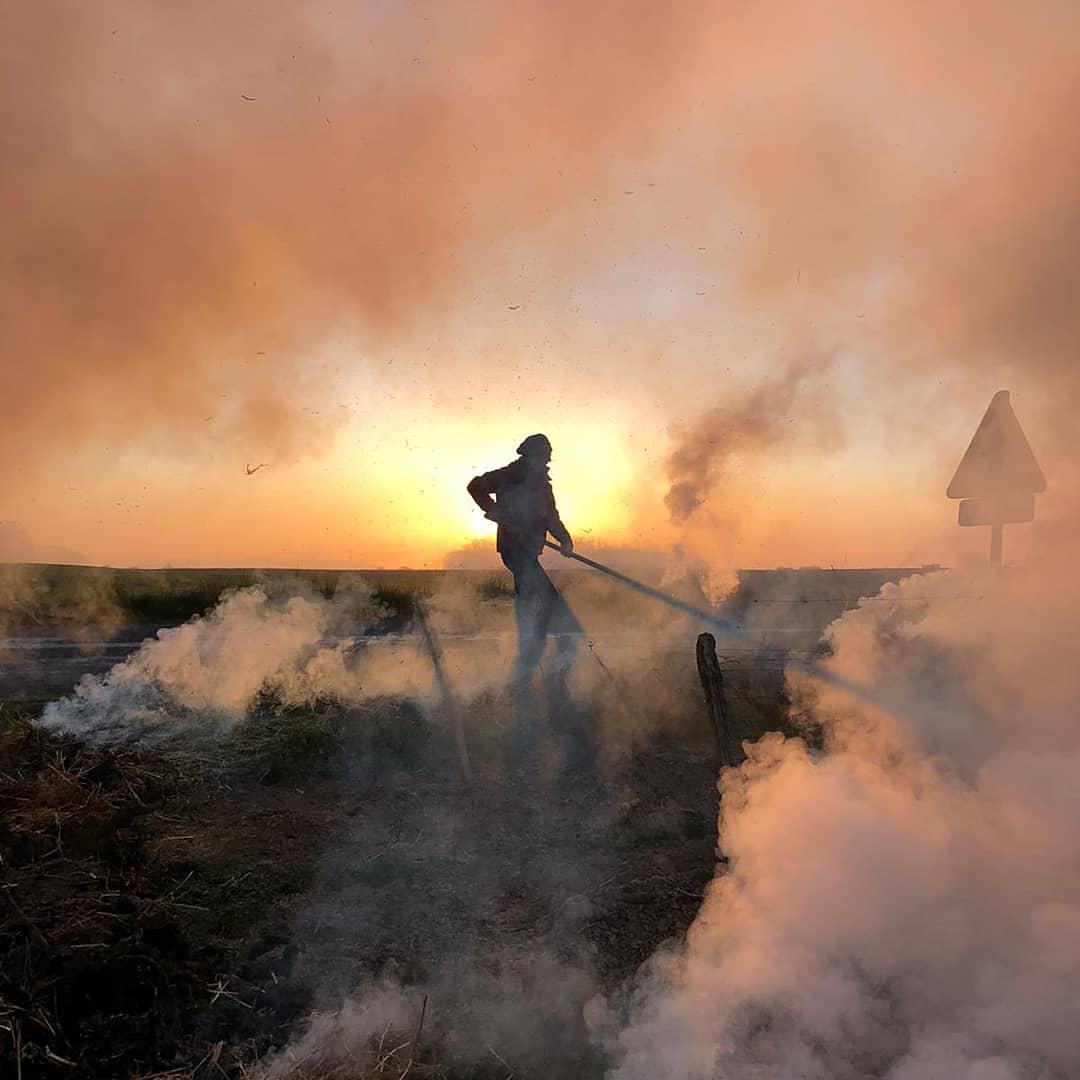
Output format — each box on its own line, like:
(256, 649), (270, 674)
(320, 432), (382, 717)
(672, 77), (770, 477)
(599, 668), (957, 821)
(232, 696), (348, 784)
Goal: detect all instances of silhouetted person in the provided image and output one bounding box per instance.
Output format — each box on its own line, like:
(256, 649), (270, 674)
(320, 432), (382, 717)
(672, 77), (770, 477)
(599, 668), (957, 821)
(468, 434), (592, 777)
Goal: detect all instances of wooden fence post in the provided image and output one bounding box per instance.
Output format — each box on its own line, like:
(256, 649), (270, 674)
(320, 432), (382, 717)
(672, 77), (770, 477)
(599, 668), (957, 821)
(415, 600), (472, 782)
(696, 632), (735, 768)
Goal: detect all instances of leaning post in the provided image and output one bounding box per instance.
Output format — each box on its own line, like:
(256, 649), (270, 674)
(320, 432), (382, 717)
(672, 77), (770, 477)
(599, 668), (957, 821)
(415, 599), (472, 782)
(696, 632), (733, 768)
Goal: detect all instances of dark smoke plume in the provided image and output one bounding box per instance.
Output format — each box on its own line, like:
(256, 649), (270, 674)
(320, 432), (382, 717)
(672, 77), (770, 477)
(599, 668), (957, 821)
(689, 2), (1080, 517)
(664, 348), (837, 522)
(660, 3), (1080, 532)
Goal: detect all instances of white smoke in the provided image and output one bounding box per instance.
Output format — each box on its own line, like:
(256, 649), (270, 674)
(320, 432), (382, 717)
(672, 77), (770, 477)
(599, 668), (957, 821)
(36, 583), (514, 743)
(265, 948), (601, 1078)
(34, 562), (711, 752)
(263, 977), (420, 1079)
(605, 559), (1080, 1078)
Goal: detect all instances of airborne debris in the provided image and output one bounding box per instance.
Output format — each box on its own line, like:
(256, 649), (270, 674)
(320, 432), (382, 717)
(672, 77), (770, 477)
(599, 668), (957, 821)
(246, 463), (269, 475)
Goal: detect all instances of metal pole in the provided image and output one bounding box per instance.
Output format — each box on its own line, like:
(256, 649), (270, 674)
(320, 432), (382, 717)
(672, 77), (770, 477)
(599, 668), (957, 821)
(544, 541), (739, 635)
(544, 541), (902, 719)
(990, 523), (1003, 567)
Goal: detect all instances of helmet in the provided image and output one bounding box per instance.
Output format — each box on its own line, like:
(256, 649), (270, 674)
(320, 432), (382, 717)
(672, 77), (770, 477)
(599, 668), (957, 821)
(516, 433), (552, 458)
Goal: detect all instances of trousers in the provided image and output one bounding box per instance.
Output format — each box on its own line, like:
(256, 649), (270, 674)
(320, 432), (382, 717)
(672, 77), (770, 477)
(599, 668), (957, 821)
(501, 549), (593, 775)
(501, 552), (581, 677)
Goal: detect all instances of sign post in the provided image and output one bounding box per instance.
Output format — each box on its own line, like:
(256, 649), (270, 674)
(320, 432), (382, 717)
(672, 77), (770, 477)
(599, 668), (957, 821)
(947, 390), (1046, 566)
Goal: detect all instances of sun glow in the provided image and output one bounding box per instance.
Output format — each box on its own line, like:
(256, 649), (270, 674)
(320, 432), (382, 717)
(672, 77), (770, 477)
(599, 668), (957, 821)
(338, 406), (644, 562)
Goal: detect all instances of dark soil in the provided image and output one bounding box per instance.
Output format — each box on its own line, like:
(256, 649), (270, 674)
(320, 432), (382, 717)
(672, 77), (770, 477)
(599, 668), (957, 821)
(0, 647), (790, 1080)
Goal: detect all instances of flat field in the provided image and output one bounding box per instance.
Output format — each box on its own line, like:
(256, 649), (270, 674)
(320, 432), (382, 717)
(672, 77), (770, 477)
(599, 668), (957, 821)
(0, 563), (925, 1077)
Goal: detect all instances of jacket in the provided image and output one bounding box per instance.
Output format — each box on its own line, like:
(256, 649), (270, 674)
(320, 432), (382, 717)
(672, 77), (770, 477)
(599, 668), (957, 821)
(467, 458), (571, 558)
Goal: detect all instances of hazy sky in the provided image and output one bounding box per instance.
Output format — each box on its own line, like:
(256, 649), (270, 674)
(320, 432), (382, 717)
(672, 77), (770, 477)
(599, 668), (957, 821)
(3, 2), (1077, 569)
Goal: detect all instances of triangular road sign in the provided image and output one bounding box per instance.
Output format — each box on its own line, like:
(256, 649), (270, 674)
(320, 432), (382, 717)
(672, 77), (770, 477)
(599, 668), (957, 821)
(947, 390), (1046, 499)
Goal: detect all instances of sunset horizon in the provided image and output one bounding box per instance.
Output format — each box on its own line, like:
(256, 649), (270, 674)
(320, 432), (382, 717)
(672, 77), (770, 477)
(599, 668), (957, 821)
(4, 5), (1076, 575)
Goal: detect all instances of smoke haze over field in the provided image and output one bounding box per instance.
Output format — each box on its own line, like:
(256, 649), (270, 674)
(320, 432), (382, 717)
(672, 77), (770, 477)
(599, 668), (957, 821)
(26, 535), (1080, 1076)
(37, 579), (524, 741)
(2, 2), (1079, 568)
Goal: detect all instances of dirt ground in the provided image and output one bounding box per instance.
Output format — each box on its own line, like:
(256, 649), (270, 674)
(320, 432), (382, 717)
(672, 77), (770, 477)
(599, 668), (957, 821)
(0, 645), (792, 1080)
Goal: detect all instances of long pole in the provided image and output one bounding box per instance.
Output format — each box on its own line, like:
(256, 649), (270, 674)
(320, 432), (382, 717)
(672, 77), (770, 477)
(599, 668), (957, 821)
(544, 541), (739, 635)
(544, 541), (898, 716)
(990, 523), (1003, 567)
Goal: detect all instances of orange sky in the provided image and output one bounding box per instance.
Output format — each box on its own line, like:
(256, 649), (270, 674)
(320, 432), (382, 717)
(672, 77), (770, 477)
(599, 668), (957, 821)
(2, 3), (1077, 570)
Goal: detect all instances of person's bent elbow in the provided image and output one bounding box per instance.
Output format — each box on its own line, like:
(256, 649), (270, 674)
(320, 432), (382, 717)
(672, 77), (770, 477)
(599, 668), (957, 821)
(467, 476), (489, 507)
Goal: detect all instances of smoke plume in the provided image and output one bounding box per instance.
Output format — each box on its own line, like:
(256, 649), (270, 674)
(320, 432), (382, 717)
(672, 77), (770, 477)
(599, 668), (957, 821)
(664, 346), (839, 522)
(606, 554), (1080, 1078)
(660, 1), (1080, 529)
(266, 949), (602, 1078)
(36, 579), (523, 742)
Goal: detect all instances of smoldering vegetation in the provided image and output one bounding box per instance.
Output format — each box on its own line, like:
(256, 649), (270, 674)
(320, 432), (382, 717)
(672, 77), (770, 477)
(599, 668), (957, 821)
(30, 566), (706, 744)
(261, 558), (1080, 1080)
(5, 549), (1080, 1077)
(0, 558), (724, 742)
(36, 580), (410, 743)
(2, 566), (748, 1077)
(0, 566), (501, 708)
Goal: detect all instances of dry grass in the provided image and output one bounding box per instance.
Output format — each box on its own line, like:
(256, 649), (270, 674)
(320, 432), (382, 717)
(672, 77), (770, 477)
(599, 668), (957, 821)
(0, 565), (521, 632)
(0, 700), (452, 1079)
(0, 706), (193, 1075)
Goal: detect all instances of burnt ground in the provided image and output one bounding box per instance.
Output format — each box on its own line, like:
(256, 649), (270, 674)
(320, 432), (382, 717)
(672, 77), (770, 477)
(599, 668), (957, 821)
(0, 648), (793, 1080)
(4, 560), (919, 1078)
